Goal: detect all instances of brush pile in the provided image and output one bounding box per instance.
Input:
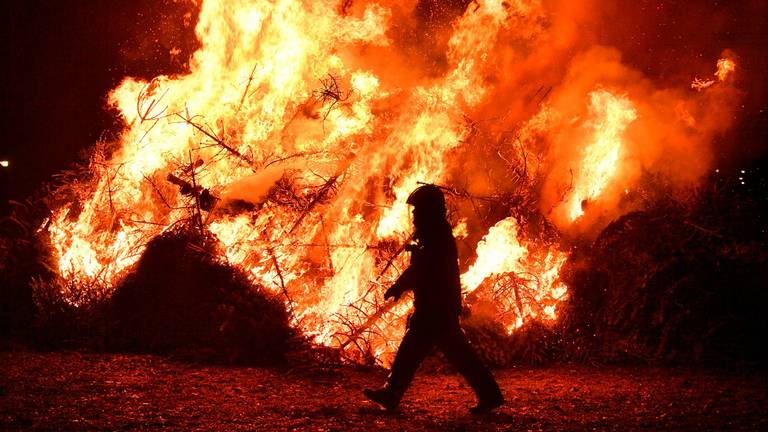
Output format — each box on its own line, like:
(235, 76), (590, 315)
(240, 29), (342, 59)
(561, 182), (768, 364)
(109, 227), (294, 364)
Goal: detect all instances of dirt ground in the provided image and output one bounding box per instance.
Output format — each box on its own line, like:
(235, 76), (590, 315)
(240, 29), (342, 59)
(1, 351), (765, 431)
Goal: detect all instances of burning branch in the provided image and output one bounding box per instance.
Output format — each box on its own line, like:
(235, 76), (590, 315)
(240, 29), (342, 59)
(188, 151), (205, 238)
(269, 247), (296, 318)
(237, 64), (259, 112)
(263, 151), (317, 169)
(137, 79), (170, 123)
(319, 215), (334, 273)
(338, 240), (411, 351)
(313, 74), (351, 124)
(288, 174), (339, 234)
(142, 175), (173, 210)
(338, 300), (399, 352)
(136, 79), (171, 143)
(176, 107), (254, 166)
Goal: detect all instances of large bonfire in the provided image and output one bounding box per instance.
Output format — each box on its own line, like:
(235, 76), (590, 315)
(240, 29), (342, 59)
(42, 0), (741, 365)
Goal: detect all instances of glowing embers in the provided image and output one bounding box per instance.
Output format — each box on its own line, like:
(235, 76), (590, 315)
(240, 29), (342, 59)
(563, 89), (637, 222)
(692, 57), (736, 91)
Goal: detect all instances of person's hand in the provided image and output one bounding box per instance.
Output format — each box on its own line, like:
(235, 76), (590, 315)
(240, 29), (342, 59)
(384, 286), (400, 301)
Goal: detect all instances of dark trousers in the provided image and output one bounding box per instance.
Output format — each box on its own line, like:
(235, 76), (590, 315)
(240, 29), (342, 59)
(386, 318), (502, 402)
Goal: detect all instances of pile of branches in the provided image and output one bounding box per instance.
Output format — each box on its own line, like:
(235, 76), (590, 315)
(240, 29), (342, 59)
(0, 206), (297, 366)
(109, 226), (295, 365)
(0, 199), (57, 339)
(0, 199), (117, 349)
(560, 177), (768, 364)
(462, 311), (562, 367)
(0, 139), (115, 344)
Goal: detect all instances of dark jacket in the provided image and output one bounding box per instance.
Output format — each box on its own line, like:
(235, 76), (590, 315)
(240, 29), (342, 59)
(389, 222), (462, 326)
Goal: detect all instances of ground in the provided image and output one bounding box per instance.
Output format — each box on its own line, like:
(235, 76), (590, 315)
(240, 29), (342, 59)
(1, 351), (766, 431)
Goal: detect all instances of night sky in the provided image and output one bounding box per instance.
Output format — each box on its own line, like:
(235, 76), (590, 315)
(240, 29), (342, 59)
(0, 0), (197, 216)
(1, 0), (766, 217)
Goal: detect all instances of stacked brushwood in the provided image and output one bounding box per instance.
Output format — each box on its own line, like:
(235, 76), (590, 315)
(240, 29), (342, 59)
(560, 186), (768, 364)
(462, 312), (562, 367)
(109, 227), (295, 364)
(0, 200), (55, 338)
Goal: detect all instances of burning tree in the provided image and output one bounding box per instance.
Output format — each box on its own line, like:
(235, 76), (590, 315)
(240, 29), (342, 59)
(32, 0), (746, 365)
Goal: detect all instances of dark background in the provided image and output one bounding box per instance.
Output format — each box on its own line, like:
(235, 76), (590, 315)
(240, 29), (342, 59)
(0, 0), (766, 217)
(0, 0), (198, 216)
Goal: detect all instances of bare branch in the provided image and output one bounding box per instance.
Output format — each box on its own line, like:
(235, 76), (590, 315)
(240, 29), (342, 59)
(176, 108), (253, 166)
(237, 64), (259, 112)
(288, 174), (339, 234)
(313, 74), (352, 126)
(339, 241), (411, 350)
(143, 175), (172, 209)
(269, 247), (296, 318)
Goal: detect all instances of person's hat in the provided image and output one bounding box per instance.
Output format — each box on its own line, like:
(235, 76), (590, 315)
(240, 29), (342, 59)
(406, 184), (446, 216)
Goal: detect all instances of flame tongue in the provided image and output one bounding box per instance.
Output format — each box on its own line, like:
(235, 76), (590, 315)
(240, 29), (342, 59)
(461, 217), (568, 332)
(564, 89), (638, 222)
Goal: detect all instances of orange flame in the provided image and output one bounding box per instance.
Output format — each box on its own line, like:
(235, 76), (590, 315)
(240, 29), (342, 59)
(563, 89), (638, 222)
(461, 217), (568, 332)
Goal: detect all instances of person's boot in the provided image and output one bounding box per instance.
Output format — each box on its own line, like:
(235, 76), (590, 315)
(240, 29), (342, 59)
(469, 393), (504, 415)
(363, 387), (399, 411)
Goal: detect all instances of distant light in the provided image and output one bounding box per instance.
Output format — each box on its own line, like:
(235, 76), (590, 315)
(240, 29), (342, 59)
(715, 169), (719, 173)
(0, 160), (8, 168)
(740, 170), (745, 174)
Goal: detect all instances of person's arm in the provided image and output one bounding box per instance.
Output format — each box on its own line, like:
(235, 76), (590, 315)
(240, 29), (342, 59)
(384, 266), (417, 300)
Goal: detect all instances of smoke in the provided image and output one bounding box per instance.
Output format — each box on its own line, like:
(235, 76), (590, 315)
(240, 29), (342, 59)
(536, 46), (743, 232)
(409, 1), (749, 235)
(219, 164), (287, 207)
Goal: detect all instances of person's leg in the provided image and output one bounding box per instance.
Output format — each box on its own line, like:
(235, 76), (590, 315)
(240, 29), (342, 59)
(385, 325), (435, 401)
(438, 323), (503, 406)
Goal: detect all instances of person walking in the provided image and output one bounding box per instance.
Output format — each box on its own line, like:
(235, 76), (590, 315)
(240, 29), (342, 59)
(364, 184), (504, 414)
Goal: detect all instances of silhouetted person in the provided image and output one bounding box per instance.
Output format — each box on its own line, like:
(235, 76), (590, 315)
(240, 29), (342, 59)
(364, 184), (504, 414)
